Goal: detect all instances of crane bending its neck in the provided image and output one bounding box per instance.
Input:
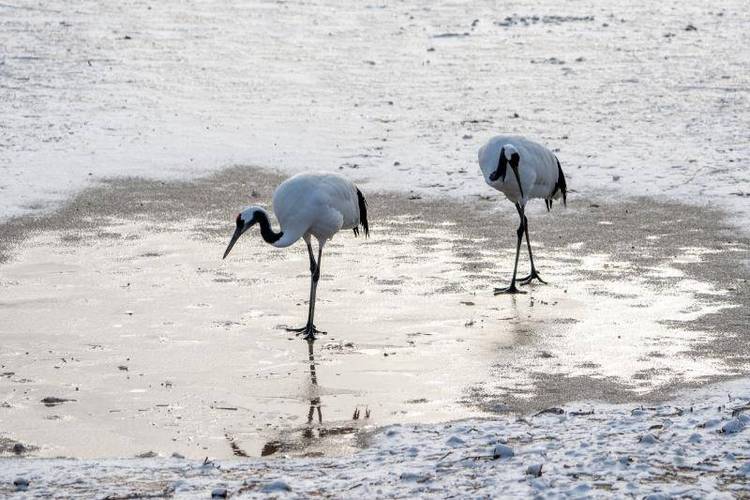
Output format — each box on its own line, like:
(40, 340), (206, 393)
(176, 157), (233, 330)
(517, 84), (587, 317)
(253, 209), (283, 245)
(223, 207), (284, 259)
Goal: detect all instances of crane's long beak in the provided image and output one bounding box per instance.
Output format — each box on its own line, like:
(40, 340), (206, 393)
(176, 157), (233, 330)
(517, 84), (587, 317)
(223, 227), (242, 259)
(511, 165), (524, 199)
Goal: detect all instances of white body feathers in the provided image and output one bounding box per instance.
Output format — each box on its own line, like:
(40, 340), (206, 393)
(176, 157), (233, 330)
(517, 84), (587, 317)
(272, 172), (362, 247)
(478, 135), (564, 206)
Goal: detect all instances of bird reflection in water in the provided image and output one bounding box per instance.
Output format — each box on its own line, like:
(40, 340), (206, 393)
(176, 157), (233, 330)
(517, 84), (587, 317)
(305, 338), (322, 427)
(261, 338), (370, 457)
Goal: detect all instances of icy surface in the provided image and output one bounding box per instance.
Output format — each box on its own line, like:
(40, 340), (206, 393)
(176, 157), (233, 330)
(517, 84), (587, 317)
(2, 0), (749, 228)
(1, 378), (749, 497)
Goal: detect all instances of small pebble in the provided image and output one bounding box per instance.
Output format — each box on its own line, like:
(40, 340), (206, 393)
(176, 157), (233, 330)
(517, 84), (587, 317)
(446, 435), (465, 447)
(211, 487), (228, 498)
(526, 463), (543, 477)
(721, 418), (746, 434)
(688, 432), (702, 443)
(639, 433), (659, 444)
(14, 478), (29, 491)
(262, 480), (292, 493)
(492, 444), (514, 459)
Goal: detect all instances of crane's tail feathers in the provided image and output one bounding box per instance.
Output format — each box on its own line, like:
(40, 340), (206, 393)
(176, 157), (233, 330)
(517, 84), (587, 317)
(355, 187), (370, 238)
(551, 158), (567, 208)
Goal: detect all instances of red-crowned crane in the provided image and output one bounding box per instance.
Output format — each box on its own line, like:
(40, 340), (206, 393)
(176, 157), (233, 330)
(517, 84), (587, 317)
(478, 136), (567, 294)
(223, 172), (369, 339)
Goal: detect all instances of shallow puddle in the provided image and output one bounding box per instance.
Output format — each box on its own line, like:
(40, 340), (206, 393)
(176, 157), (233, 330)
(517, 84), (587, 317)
(0, 213), (736, 458)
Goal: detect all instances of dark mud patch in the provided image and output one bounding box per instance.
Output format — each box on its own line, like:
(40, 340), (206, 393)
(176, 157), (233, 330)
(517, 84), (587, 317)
(41, 397), (76, 407)
(1, 165), (748, 417)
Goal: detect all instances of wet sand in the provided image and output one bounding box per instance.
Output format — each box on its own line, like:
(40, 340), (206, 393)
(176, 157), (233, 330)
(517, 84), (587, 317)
(1, 166), (748, 459)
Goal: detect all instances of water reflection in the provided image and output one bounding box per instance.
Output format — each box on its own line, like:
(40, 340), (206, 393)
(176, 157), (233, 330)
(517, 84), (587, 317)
(306, 338), (322, 425)
(260, 338), (368, 457)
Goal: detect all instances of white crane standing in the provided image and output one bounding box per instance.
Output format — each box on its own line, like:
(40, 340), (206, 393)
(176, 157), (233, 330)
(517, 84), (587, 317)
(223, 172), (369, 339)
(478, 136), (567, 294)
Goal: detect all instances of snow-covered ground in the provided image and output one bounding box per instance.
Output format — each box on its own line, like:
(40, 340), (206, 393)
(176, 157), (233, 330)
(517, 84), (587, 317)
(2, 377), (749, 498)
(2, 0), (749, 227)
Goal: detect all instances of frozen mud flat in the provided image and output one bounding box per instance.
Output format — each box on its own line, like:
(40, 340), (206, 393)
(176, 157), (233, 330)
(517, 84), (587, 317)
(1, 378), (749, 498)
(1, 167), (748, 465)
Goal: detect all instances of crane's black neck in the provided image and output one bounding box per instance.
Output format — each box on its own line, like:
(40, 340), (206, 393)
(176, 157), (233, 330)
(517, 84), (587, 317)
(255, 210), (283, 244)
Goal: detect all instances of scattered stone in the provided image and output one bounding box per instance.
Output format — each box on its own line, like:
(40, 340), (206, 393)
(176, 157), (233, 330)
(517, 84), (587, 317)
(13, 477), (29, 491)
(526, 464), (543, 477)
(701, 417), (722, 428)
(492, 444), (514, 459)
(639, 433), (659, 444)
(211, 487), (228, 498)
(12, 443), (27, 455)
(720, 418), (746, 434)
(446, 435), (465, 447)
(262, 480), (292, 493)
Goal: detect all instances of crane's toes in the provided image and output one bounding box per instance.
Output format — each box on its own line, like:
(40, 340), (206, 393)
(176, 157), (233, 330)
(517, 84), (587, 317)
(288, 324), (327, 340)
(285, 324), (324, 333)
(494, 285), (527, 295)
(518, 271), (548, 286)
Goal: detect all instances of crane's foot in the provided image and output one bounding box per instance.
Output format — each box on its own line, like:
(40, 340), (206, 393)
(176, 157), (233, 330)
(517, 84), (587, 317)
(494, 283), (527, 295)
(518, 269), (547, 286)
(285, 324), (326, 340)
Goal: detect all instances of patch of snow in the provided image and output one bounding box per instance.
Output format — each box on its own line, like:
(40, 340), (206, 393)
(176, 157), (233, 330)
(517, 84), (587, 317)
(3, 378), (748, 497)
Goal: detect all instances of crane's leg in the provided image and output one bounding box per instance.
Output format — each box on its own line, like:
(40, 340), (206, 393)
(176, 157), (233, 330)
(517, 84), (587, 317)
(286, 239), (326, 339)
(516, 204), (547, 286)
(494, 207), (527, 295)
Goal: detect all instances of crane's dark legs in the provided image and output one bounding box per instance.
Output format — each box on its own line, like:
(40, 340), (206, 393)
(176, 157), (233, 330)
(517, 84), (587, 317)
(286, 240), (325, 339)
(494, 206), (527, 295)
(515, 204), (547, 286)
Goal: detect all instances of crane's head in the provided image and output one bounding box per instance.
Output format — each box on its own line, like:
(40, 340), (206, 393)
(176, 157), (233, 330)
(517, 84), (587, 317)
(223, 206), (263, 259)
(489, 144), (521, 182)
